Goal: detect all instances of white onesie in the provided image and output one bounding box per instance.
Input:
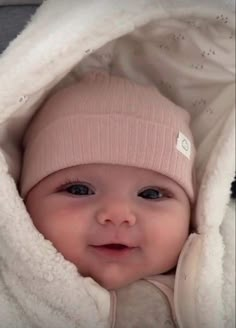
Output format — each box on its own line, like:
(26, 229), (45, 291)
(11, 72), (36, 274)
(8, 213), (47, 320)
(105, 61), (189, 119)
(109, 274), (177, 328)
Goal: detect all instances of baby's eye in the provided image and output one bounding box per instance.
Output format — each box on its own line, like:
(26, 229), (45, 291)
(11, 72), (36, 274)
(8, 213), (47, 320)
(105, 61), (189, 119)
(138, 188), (167, 200)
(65, 183), (95, 196)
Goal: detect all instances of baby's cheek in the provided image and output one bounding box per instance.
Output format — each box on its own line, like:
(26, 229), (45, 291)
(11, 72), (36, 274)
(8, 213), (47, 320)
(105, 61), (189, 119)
(145, 218), (189, 272)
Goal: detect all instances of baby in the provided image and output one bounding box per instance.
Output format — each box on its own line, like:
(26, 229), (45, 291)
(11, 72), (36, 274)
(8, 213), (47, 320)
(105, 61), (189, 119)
(20, 71), (195, 295)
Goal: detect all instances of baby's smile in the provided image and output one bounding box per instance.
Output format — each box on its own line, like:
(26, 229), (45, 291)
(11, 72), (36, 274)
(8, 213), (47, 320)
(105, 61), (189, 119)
(87, 229), (141, 265)
(25, 163), (190, 290)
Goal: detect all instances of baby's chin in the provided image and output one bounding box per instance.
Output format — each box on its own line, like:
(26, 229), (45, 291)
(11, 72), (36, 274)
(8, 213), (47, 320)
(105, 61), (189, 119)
(93, 273), (135, 290)
(77, 258), (173, 290)
(83, 264), (148, 291)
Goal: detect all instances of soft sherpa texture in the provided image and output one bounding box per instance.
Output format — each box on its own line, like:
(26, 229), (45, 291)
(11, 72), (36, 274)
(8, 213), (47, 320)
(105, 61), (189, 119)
(0, 1), (235, 327)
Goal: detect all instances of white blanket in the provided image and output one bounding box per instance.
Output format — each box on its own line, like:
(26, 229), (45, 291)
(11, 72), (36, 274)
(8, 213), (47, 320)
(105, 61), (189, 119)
(0, 1), (235, 327)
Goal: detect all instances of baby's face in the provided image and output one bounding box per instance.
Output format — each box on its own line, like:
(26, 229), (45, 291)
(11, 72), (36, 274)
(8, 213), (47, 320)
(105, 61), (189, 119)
(25, 164), (190, 290)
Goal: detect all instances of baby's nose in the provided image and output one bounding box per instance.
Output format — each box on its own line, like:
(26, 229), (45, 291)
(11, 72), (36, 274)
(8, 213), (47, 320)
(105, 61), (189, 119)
(96, 204), (136, 227)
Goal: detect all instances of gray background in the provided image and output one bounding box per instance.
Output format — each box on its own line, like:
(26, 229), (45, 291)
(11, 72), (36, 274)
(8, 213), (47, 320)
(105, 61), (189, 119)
(0, 4), (39, 54)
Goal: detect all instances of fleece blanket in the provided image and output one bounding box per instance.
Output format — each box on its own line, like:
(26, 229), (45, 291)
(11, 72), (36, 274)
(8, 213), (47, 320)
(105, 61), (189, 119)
(0, 1), (235, 327)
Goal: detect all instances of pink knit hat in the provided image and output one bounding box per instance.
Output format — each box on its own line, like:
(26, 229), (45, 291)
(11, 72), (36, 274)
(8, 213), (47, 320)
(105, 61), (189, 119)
(20, 71), (196, 201)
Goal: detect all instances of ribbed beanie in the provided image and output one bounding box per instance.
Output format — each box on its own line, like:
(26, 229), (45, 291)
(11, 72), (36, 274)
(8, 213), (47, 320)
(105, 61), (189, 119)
(20, 71), (196, 201)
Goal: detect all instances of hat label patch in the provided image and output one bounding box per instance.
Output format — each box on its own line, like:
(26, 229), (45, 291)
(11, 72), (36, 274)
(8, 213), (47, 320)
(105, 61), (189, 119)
(176, 132), (191, 159)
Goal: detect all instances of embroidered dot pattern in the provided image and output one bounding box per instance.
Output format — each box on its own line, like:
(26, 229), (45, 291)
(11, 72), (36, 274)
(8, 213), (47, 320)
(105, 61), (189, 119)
(171, 33), (185, 41)
(216, 14), (229, 24)
(206, 107), (214, 115)
(201, 49), (216, 57)
(18, 95), (28, 104)
(159, 32), (186, 51)
(159, 43), (170, 51)
(190, 63), (204, 70)
(191, 99), (208, 115)
(81, 13), (231, 132)
(192, 99), (207, 107)
(153, 14), (230, 122)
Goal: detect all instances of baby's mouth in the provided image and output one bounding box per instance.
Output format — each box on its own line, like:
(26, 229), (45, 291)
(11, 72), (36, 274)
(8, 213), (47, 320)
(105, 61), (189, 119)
(95, 244), (129, 250)
(91, 243), (136, 258)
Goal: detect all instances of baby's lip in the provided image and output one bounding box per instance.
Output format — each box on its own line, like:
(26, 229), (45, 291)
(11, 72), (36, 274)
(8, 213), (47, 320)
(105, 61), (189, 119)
(91, 241), (138, 248)
(89, 243), (139, 259)
(91, 243), (135, 250)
